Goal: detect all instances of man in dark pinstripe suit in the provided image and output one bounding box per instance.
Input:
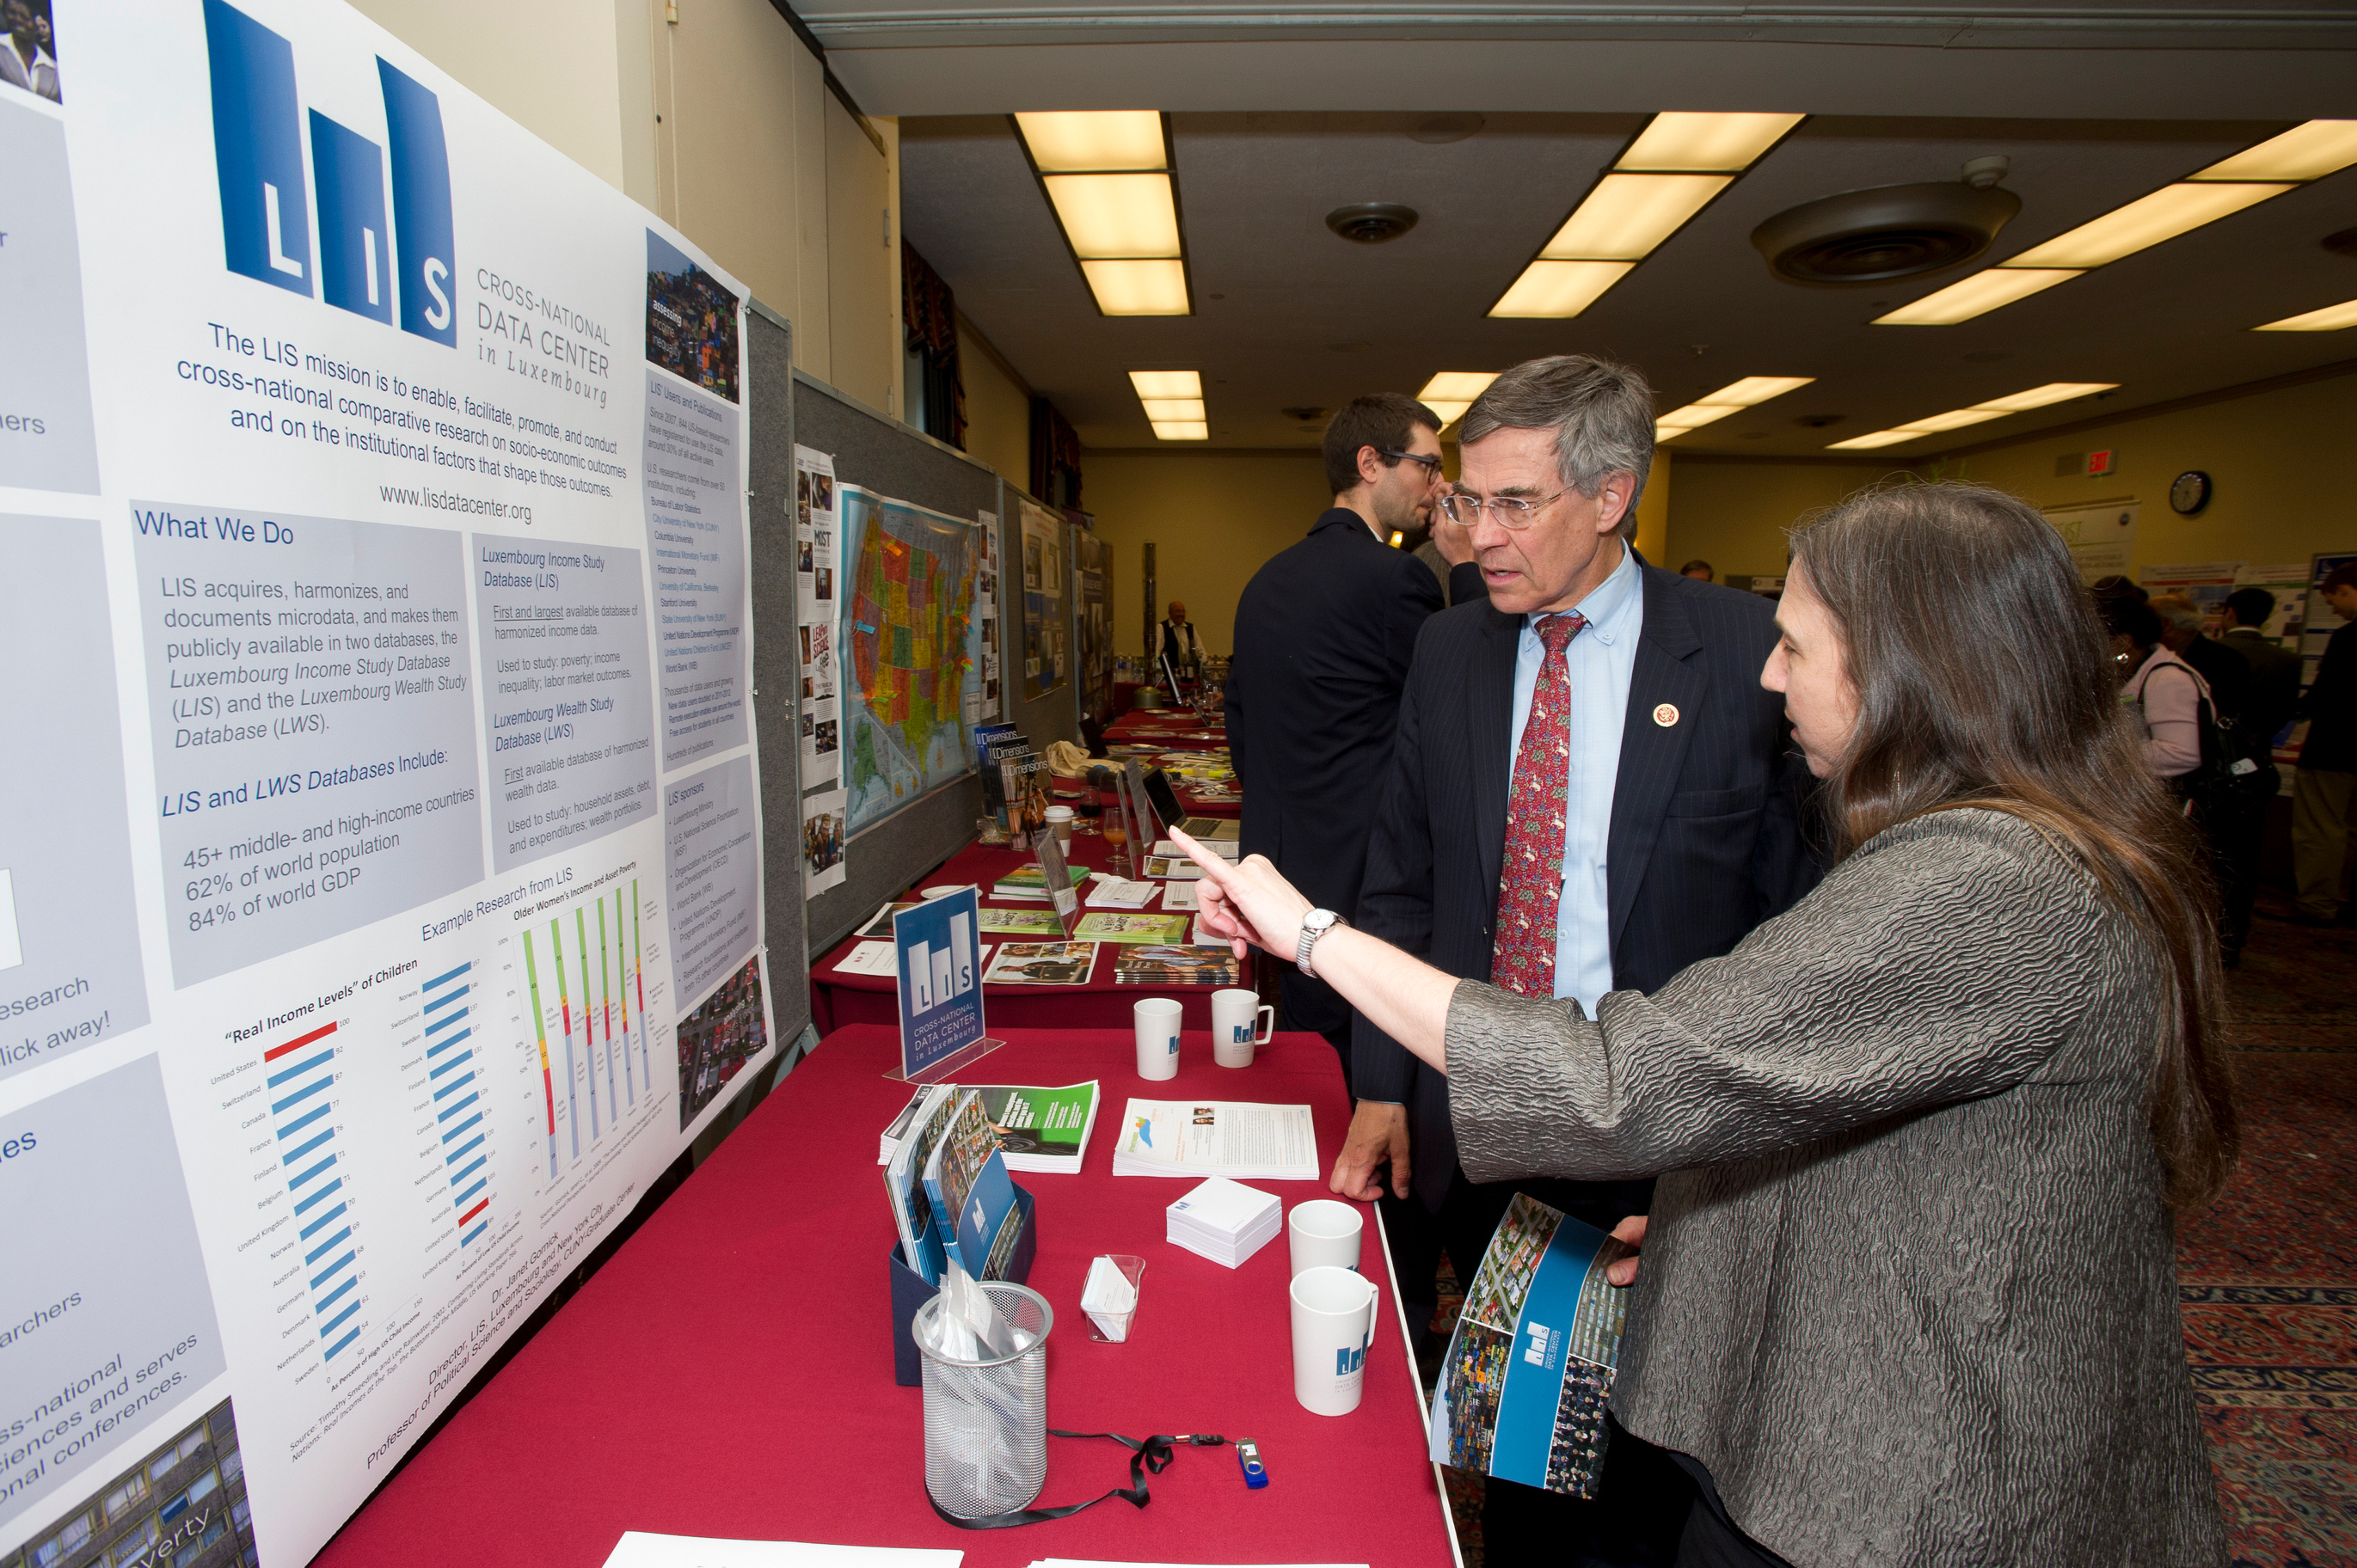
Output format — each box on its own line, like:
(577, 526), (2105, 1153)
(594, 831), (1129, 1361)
(1329, 356), (1820, 1559)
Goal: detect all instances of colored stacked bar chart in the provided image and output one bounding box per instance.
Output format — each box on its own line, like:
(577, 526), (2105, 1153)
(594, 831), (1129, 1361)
(261, 1022), (364, 1363)
(423, 962), (492, 1249)
(522, 884), (660, 1183)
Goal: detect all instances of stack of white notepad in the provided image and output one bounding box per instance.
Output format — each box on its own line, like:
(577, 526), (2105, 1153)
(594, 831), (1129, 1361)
(1165, 1178), (1282, 1268)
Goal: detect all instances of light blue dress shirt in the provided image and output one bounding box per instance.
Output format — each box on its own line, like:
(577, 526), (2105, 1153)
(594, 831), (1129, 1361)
(1506, 542), (1643, 1016)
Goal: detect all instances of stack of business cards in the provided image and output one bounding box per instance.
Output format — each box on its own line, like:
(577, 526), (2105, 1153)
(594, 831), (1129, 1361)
(1165, 1178), (1282, 1269)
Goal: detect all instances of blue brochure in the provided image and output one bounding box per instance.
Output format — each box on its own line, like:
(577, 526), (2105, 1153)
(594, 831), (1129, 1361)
(922, 1089), (1025, 1280)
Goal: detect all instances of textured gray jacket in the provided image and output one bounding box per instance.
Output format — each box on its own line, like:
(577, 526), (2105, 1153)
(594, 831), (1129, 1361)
(1446, 808), (2225, 1566)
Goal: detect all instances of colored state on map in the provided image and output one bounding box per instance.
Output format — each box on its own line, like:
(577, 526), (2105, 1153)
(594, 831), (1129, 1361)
(839, 487), (984, 831)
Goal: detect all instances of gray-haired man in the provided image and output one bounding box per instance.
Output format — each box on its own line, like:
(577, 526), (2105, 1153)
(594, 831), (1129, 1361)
(1333, 354), (1820, 1559)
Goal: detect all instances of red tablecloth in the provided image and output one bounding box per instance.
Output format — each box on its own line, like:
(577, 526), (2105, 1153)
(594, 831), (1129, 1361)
(1104, 711), (1229, 751)
(315, 1026), (1455, 1568)
(810, 829), (1244, 1035)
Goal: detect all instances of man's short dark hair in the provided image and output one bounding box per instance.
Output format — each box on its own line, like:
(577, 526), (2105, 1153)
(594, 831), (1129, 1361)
(1322, 395), (1441, 494)
(1680, 559), (1714, 577)
(2223, 587), (2275, 628)
(2326, 564), (2357, 595)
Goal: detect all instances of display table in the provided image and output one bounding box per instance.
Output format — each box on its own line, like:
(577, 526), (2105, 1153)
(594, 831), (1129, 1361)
(315, 1026), (1455, 1568)
(1103, 710), (1228, 751)
(809, 830), (1237, 1035)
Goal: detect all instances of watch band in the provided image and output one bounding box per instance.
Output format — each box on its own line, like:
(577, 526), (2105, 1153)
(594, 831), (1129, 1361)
(1297, 910), (1345, 979)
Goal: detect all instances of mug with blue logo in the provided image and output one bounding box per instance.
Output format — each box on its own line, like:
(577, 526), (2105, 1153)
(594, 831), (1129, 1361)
(1210, 987), (1274, 1068)
(1289, 1264), (1379, 1417)
(1132, 997), (1182, 1081)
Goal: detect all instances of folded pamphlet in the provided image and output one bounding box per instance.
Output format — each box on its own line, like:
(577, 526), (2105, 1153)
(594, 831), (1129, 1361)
(1072, 911), (1192, 946)
(976, 907), (1066, 936)
(883, 1085), (959, 1284)
(1084, 878), (1158, 910)
(833, 940), (899, 977)
(1429, 1192), (1635, 1500)
(1142, 857), (1203, 880)
(879, 1081), (1101, 1174)
(992, 862), (1088, 900)
(1165, 1177), (1282, 1268)
(923, 1090), (1027, 1281)
(1113, 945), (1238, 987)
(1113, 1099), (1318, 1180)
(1154, 839), (1237, 860)
(983, 941), (1098, 985)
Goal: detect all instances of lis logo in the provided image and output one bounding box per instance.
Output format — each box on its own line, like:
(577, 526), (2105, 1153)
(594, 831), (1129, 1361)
(202, 0), (455, 346)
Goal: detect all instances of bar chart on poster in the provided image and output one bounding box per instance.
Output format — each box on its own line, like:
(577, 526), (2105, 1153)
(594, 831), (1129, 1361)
(0, 4), (777, 1563)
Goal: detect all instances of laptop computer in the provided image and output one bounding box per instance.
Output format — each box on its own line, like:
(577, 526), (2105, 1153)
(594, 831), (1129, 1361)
(1143, 768), (1239, 841)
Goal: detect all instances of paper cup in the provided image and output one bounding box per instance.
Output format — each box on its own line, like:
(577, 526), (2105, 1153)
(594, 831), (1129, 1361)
(1132, 998), (1182, 1081)
(1287, 1199), (1364, 1277)
(1045, 805), (1075, 847)
(1289, 1265), (1378, 1417)
(1210, 988), (1274, 1068)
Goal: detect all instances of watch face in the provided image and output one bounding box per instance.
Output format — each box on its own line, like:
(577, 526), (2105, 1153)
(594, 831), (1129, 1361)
(2170, 470), (2211, 515)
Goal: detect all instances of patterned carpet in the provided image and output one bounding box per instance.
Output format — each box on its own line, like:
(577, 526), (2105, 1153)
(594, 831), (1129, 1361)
(1428, 890), (2357, 1567)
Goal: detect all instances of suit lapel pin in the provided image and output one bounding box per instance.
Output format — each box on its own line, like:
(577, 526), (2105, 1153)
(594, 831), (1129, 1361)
(1654, 703), (1679, 727)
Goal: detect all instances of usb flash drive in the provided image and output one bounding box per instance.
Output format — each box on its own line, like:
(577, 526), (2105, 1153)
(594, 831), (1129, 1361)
(1237, 1438), (1268, 1489)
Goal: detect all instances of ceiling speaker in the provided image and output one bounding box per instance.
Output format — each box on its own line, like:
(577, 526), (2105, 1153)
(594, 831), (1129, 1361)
(1752, 162), (2021, 286)
(1326, 204), (1419, 244)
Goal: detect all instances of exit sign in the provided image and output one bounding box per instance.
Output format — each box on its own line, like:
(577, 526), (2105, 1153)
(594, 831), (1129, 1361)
(2087, 450), (2117, 475)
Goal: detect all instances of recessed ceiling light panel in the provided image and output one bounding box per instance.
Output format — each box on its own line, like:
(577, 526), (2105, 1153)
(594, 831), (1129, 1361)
(1128, 370), (1202, 399)
(1423, 401), (1475, 427)
(1875, 267), (2082, 325)
(1969, 382), (2117, 412)
(1139, 398), (1206, 420)
(2193, 119), (2357, 183)
(1655, 403), (1740, 430)
(1015, 111), (1167, 172)
(1083, 259), (1190, 315)
(2006, 182), (2290, 269)
(1893, 408), (2010, 433)
(1618, 112), (1804, 172)
(1043, 174), (1182, 259)
(1418, 372), (1499, 403)
(1488, 260), (1633, 318)
(1826, 430), (1919, 450)
(2253, 297), (2357, 331)
(1151, 420), (1209, 441)
(1698, 376), (1816, 406)
(1541, 174), (1730, 260)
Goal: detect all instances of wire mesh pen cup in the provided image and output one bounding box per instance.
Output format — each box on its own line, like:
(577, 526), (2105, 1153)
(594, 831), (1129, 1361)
(913, 1283), (1053, 1518)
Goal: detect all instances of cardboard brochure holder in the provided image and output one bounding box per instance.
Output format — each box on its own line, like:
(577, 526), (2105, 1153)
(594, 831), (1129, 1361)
(887, 1182), (1038, 1387)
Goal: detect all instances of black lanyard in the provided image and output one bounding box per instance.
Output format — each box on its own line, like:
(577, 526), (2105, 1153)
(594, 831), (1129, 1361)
(926, 1430), (1229, 1530)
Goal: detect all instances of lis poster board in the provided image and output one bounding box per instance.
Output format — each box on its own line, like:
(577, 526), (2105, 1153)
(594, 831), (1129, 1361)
(0, 5), (775, 1567)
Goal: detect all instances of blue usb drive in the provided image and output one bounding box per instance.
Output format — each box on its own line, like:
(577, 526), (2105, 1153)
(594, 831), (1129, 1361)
(1237, 1438), (1268, 1489)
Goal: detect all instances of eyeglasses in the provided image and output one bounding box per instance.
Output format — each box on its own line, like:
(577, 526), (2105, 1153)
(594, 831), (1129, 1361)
(1436, 490), (1566, 530)
(1377, 449), (1446, 479)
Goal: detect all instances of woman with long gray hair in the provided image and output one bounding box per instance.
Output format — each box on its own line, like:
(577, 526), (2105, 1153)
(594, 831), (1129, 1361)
(1174, 481), (2233, 1566)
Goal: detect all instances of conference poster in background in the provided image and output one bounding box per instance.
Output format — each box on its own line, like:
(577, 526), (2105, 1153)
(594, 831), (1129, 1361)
(0, 5), (775, 1565)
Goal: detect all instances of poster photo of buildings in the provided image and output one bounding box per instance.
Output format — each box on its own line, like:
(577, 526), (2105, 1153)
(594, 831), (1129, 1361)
(645, 230), (741, 402)
(676, 956), (770, 1129)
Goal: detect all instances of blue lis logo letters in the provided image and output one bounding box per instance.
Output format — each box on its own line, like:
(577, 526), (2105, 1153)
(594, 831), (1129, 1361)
(204, 0), (455, 345)
(1231, 1022), (1251, 1043)
(1165, 1033), (1178, 1055)
(1333, 1330), (1372, 1376)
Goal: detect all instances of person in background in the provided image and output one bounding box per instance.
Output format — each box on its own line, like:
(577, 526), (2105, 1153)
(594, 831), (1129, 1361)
(2148, 592), (2253, 742)
(1679, 559), (1714, 581)
(1170, 480), (2232, 1568)
(1412, 519), (1483, 604)
(1225, 394), (1452, 1072)
(2291, 565), (2357, 926)
(1341, 356), (1817, 1560)
(2221, 589), (2301, 750)
(2102, 596), (2208, 781)
(1157, 600), (1206, 677)
(2145, 592), (2264, 962)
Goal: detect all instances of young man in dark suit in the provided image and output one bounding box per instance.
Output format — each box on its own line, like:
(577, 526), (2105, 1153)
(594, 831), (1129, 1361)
(1225, 395), (1471, 1073)
(1334, 355), (1820, 1558)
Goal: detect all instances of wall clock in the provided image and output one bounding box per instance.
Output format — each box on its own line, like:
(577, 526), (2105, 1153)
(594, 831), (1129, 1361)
(2170, 470), (2212, 515)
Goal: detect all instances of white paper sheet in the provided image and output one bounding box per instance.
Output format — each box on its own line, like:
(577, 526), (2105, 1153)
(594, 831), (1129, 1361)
(603, 1533), (961, 1568)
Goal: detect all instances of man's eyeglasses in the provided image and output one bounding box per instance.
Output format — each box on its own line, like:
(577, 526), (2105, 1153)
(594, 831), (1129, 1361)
(1377, 449), (1446, 479)
(1436, 490), (1566, 530)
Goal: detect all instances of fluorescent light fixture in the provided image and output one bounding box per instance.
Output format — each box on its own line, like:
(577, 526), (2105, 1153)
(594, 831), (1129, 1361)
(1128, 370), (1201, 398)
(1540, 174), (1730, 260)
(2007, 182), (2290, 269)
(1014, 111), (1167, 172)
(1655, 423), (1694, 442)
(1417, 372), (1499, 402)
(1968, 382), (2117, 412)
(1875, 267), (2082, 325)
(1042, 174), (1182, 259)
(1697, 376), (1816, 407)
(1488, 260), (1633, 318)
(1617, 112), (1805, 172)
(1139, 398), (1206, 420)
(1083, 259), (1190, 315)
(1892, 408), (2010, 434)
(1825, 430), (1921, 450)
(1655, 402), (1740, 431)
(2193, 119), (2357, 183)
(1151, 421), (1208, 441)
(1422, 401), (1475, 427)
(2254, 297), (2357, 331)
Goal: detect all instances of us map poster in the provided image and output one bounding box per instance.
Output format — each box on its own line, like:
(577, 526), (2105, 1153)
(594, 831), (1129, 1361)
(0, 5), (773, 1566)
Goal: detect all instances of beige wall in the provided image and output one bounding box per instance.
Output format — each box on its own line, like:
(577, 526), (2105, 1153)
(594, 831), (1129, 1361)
(353, 0), (899, 394)
(1664, 370), (2357, 583)
(959, 315), (1034, 491)
(1084, 450), (1337, 658)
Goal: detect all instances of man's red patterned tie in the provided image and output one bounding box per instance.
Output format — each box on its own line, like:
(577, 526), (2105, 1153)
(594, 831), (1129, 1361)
(1490, 611), (1587, 999)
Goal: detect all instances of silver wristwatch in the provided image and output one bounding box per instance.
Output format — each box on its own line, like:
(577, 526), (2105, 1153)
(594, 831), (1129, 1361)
(1297, 908), (1346, 978)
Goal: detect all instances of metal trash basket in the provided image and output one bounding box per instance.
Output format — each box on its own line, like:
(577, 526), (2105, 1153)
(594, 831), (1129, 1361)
(913, 1282), (1053, 1518)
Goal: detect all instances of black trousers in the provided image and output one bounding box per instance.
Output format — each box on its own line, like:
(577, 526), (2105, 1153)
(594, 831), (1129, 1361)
(1486, 1418), (1793, 1568)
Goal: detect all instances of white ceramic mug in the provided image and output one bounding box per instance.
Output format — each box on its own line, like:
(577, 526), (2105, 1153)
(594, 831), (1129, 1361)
(1210, 988), (1274, 1068)
(1289, 1265), (1379, 1417)
(1287, 1199), (1364, 1277)
(1132, 997), (1182, 1081)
